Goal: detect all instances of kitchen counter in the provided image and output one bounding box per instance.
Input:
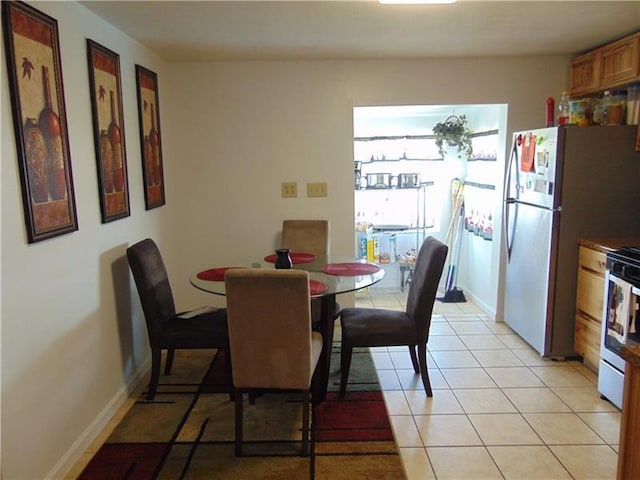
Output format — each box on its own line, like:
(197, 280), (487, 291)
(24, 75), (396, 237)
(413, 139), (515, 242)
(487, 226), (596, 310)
(578, 237), (640, 254)
(618, 345), (640, 479)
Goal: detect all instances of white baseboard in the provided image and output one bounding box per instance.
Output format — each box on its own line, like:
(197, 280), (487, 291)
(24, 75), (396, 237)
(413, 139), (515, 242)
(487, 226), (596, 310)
(46, 357), (150, 480)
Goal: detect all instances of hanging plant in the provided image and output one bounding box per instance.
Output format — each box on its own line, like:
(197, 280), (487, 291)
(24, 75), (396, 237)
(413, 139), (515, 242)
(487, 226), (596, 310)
(432, 115), (473, 158)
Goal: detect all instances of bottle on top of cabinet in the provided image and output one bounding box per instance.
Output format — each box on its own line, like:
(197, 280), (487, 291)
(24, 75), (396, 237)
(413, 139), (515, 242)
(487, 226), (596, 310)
(557, 91), (570, 126)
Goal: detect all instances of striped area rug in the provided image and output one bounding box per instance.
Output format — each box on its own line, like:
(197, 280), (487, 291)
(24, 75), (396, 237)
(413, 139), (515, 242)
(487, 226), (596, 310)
(78, 345), (405, 479)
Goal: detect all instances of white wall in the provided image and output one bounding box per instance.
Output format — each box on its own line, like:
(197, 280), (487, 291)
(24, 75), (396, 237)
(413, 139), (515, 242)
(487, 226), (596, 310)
(1, 2), (571, 477)
(1, 2), (169, 478)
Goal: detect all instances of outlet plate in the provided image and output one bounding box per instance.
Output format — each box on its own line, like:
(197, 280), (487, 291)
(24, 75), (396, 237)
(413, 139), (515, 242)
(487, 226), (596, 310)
(281, 182), (298, 198)
(307, 182), (327, 197)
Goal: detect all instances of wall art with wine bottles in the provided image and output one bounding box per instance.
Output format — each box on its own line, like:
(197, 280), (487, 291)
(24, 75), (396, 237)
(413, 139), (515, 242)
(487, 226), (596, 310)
(87, 40), (130, 223)
(2, 1), (78, 243)
(135, 65), (165, 210)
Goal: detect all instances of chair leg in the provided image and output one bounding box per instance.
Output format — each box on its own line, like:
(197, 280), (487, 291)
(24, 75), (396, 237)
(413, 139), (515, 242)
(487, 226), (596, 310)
(164, 348), (175, 375)
(408, 345), (419, 373)
(147, 348), (162, 400)
(310, 395), (316, 478)
(234, 389), (243, 456)
(302, 390), (310, 457)
(339, 344), (353, 398)
(417, 344), (432, 397)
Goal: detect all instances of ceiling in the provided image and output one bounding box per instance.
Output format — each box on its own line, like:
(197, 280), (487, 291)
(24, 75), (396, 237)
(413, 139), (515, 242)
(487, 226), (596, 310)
(80, 1), (640, 62)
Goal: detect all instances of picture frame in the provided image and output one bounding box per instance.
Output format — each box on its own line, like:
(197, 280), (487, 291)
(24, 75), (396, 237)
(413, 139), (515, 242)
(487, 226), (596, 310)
(87, 39), (130, 223)
(135, 65), (165, 210)
(2, 1), (78, 243)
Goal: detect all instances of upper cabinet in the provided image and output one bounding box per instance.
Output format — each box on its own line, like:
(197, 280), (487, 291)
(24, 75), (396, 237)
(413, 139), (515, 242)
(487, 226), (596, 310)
(569, 32), (640, 97)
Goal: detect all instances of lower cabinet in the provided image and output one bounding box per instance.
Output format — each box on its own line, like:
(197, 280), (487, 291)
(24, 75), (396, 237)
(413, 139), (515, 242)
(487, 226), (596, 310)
(574, 245), (606, 372)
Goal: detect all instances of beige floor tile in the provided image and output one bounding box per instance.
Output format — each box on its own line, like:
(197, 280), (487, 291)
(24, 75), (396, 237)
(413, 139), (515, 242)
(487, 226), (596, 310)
(485, 366), (546, 388)
(573, 364), (599, 385)
(502, 388), (571, 413)
(399, 447), (436, 480)
(428, 322), (456, 335)
(523, 413), (606, 444)
(414, 415), (482, 446)
(530, 366), (596, 387)
(449, 321), (493, 335)
(440, 368), (497, 389)
(427, 335), (467, 351)
(578, 412), (622, 444)
(511, 347), (562, 367)
(453, 388), (517, 414)
(459, 334), (507, 350)
(446, 314), (485, 321)
(370, 351), (394, 369)
(389, 414), (423, 447)
(404, 389), (464, 415)
(456, 302), (485, 314)
(376, 369), (402, 390)
(426, 446), (502, 479)
(431, 314), (446, 322)
(469, 413), (543, 445)
(383, 390), (412, 415)
(390, 350), (419, 369)
(487, 446), (572, 479)
(433, 302), (466, 315)
(551, 386), (619, 413)
(472, 349), (525, 367)
(430, 350), (481, 368)
(396, 368), (448, 391)
(496, 334), (532, 350)
(550, 445), (618, 480)
(482, 321), (515, 334)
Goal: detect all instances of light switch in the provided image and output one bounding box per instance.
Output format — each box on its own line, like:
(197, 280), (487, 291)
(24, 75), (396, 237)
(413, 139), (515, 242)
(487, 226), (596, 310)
(307, 182), (327, 197)
(281, 182), (298, 198)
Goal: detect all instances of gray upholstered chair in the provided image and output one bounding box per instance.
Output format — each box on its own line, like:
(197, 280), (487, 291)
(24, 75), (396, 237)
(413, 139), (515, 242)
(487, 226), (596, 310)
(339, 236), (448, 397)
(126, 238), (229, 400)
(224, 269), (323, 456)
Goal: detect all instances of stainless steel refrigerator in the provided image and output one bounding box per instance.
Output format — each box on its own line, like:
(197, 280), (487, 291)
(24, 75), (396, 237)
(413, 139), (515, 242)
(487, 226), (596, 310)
(503, 125), (640, 358)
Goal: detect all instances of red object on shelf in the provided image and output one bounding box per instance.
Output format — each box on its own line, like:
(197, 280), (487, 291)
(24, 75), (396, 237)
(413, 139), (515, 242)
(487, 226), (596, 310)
(546, 97), (555, 127)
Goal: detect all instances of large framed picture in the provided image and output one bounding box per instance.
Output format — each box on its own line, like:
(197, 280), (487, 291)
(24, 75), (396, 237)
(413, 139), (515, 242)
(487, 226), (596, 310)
(2, 1), (78, 243)
(87, 39), (130, 223)
(135, 65), (165, 210)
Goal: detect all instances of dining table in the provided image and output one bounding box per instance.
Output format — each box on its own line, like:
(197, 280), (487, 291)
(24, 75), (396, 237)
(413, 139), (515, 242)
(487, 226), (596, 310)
(189, 252), (386, 402)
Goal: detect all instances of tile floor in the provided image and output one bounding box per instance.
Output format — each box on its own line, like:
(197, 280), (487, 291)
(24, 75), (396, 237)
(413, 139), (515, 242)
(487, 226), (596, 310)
(355, 289), (621, 480)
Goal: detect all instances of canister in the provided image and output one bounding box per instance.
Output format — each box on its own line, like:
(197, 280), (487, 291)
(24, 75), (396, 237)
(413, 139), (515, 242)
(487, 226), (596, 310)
(569, 99), (591, 126)
(606, 90), (627, 125)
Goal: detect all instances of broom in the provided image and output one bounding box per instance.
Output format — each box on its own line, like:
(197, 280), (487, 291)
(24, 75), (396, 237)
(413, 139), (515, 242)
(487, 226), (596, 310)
(439, 179), (467, 303)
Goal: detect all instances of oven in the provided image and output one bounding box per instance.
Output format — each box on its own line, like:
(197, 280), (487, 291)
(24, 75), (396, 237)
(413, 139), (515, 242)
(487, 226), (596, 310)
(598, 247), (640, 409)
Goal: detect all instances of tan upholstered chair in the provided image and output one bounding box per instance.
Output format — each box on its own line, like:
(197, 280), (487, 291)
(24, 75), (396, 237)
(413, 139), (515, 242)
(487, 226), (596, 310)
(224, 269), (323, 456)
(281, 219), (330, 255)
(127, 238), (229, 400)
(339, 237), (448, 397)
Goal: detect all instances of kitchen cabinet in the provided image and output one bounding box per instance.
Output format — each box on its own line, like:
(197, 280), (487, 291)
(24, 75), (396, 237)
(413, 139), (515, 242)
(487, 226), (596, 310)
(569, 32), (640, 97)
(574, 245), (606, 372)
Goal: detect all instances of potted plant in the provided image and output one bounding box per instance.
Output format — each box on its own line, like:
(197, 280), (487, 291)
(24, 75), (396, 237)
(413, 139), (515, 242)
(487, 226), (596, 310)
(432, 115), (473, 158)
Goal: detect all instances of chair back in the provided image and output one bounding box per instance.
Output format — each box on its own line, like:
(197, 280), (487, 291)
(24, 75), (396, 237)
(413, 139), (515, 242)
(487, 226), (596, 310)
(126, 239), (176, 342)
(405, 236), (448, 342)
(225, 269), (315, 390)
(281, 219), (330, 255)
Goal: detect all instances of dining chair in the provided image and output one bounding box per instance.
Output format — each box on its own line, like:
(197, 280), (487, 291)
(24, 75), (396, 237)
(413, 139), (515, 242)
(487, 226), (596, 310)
(281, 219), (330, 255)
(338, 236), (448, 397)
(127, 238), (229, 400)
(224, 269), (323, 457)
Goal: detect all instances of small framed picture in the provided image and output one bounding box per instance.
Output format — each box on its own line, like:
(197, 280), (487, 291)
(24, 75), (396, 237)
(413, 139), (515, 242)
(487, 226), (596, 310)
(135, 65), (165, 210)
(2, 1), (78, 243)
(87, 39), (130, 223)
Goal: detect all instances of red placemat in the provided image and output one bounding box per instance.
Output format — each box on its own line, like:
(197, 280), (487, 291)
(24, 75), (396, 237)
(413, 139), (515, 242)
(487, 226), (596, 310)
(309, 279), (327, 295)
(321, 262), (380, 276)
(196, 267), (246, 281)
(263, 252), (317, 264)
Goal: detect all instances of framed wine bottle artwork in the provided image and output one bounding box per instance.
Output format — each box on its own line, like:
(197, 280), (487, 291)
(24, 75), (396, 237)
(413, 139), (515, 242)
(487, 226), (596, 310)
(87, 40), (130, 223)
(2, 1), (78, 243)
(135, 65), (165, 210)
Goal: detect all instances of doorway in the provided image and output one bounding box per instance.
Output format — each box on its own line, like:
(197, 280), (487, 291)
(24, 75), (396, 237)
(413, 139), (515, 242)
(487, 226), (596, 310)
(353, 104), (508, 319)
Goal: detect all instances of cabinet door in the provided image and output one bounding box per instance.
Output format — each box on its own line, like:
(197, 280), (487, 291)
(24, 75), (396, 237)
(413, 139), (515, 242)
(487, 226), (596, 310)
(569, 52), (601, 96)
(600, 34), (640, 88)
(576, 268), (605, 322)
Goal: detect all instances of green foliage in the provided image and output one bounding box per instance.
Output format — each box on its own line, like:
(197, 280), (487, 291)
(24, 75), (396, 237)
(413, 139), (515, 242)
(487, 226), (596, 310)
(433, 115), (473, 158)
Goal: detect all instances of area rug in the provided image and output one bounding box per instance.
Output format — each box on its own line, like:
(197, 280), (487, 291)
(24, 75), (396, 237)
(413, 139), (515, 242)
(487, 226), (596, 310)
(78, 344), (405, 479)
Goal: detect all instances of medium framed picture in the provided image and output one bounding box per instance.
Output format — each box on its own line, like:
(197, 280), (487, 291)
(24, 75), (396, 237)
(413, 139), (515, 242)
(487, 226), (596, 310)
(2, 1), (78, 243)
(135, 65), (165, 210)
(87, 39), (130, 223)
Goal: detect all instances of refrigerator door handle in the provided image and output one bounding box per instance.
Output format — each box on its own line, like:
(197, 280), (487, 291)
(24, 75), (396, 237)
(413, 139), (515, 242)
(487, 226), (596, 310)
(503, 140), (519, 261)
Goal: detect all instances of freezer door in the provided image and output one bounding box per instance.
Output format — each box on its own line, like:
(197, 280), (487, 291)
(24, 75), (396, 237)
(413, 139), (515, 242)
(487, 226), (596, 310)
(504, 201), (556, 355)
(509, 128), (559, 209)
